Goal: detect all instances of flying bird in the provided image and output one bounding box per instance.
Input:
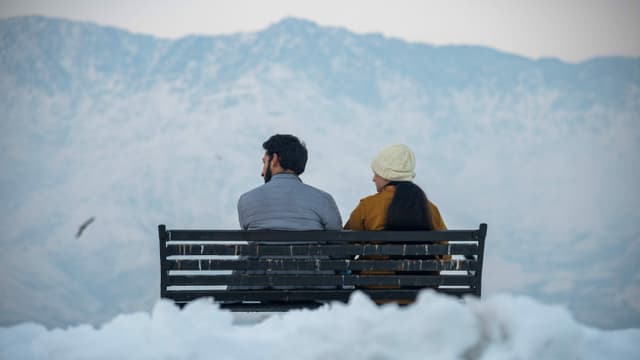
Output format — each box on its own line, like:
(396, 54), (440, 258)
(76, 217), (95, 239)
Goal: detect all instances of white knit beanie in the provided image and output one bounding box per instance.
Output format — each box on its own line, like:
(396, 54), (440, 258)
(371, 144), (416, 181)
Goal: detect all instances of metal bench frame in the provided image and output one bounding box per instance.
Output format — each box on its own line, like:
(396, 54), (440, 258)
(159, 224), (487, 311)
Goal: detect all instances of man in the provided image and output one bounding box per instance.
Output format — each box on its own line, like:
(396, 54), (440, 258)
(238, 134), (342, 230)
(235, 134), (343, 291)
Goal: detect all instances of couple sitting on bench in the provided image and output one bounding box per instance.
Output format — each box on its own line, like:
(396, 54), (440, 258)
(235, 134), (447, 298)
(159, 136), (485, 309)
(237, 134), (446, 233)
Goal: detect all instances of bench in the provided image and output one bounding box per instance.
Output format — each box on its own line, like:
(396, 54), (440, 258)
(158, 223), (487, 311)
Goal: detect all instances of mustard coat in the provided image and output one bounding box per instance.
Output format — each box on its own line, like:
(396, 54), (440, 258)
(344, 186), (447, 231)
(343, 185), (448, 303)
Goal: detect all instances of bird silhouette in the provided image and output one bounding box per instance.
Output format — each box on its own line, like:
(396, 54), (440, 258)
(76, 217), (95, 239)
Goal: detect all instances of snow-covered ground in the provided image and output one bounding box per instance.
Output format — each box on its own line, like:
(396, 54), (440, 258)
(1, 291), (638, 359)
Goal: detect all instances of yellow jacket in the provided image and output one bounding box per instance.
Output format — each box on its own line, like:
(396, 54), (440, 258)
(343, 186), (448, 303)
(344, 186), (447, 230)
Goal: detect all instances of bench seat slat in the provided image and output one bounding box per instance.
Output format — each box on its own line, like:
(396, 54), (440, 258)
(167, 230), (482, 242)
(166, 259), (478, 272)
(167, 274), (478, 287)
(219, 302), (324, 312)
(165, 244), (479, 257)
(167, 289), (475, 303)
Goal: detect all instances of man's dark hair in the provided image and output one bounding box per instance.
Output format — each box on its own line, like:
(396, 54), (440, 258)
(262, 134), (308, 175)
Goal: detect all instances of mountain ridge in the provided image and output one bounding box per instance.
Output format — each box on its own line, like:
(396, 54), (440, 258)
(2, 15), (638, 106)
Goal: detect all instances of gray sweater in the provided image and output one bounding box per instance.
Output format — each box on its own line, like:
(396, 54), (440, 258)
(237, 173), (342, 230)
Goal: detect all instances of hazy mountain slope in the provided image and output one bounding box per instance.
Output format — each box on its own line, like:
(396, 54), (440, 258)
(1, 15), (639, 329)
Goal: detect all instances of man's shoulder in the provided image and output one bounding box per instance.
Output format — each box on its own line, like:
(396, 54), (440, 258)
(238, 178), (337, 205)
(238, 184), (267, 204)
(300, 182), (336, 201)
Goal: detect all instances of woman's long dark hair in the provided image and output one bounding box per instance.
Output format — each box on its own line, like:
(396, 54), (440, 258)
(384, 181), (434, 230)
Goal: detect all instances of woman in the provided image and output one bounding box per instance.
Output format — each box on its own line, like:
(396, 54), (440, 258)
(344, 144), (447, 303)
(344, 144), (446, 231)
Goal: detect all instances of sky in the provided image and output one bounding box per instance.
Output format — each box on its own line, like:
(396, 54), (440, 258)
(0, 0), (639, 62)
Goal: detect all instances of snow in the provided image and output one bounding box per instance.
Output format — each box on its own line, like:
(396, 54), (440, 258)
(1, 291), (638, 360)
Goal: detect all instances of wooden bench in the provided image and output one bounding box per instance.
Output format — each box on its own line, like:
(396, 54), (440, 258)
(158, 223), (487, 311)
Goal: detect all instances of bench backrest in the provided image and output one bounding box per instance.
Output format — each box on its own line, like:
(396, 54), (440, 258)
(159, 224), (487, 311)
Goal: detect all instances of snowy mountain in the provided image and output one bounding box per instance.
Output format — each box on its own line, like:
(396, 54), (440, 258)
(0, 15), (639, 329)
